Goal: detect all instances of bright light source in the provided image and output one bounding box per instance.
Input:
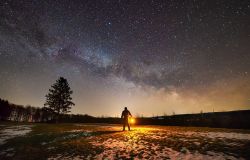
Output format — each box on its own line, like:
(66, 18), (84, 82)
(129, 117), (135, 124)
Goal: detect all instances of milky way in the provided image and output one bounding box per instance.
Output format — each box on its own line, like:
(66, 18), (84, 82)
(0, 0), (249, 116)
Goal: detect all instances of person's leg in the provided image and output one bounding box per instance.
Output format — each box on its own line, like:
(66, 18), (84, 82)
(124, 118), (128, 131)
(123, 120), (125, 131)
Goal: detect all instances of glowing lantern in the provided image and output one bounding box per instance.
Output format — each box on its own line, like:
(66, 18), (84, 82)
(129, 117), (135, 124)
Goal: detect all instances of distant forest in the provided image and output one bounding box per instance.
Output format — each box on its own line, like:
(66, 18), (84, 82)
(0, 98), (250, 129)
(0, 98), (93, 123)
(0, 98), (52, 122)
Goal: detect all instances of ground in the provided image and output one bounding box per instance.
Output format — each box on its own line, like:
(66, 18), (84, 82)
(0, 123), (250, 160)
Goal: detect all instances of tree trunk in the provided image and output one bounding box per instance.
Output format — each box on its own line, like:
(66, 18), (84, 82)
(55, 110), (60, 123)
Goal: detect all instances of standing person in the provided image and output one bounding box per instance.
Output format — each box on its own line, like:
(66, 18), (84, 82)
(121, 107), (132, 131)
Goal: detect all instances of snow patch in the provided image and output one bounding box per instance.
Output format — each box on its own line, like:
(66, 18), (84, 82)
(0, 125), (33, 145)
(198, 132), (250, 140)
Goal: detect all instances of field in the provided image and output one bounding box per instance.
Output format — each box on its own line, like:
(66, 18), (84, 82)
(0, 123), (250, 160)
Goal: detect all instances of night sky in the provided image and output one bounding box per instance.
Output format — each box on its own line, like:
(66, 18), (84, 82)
(0, 0), (249, 116)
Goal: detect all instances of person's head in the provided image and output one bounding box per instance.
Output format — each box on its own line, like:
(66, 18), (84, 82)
(124, 107), (127, 110)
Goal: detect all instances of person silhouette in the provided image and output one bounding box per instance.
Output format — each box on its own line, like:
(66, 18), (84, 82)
(121, 107), (132, 131)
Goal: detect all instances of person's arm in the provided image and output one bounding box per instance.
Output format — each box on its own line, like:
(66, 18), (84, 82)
(129, 111), (132, 117)
(121, 111), (124, 118)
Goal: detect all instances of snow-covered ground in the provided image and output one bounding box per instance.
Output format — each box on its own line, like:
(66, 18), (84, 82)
(0, 125), (32, 145)
(89, 126), (250, 160)
(0, 124), (249, 159)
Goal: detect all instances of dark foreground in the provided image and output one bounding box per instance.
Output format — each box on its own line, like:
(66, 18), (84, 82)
(0, 123), (250, 160)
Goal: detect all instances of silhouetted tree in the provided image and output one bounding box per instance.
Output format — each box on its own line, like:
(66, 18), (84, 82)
(44, 77), (75, 122)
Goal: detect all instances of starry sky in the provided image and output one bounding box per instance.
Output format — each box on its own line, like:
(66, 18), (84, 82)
(0, 0), (250, 117)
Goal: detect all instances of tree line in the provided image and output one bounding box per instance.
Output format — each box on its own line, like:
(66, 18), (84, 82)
(0, 98), (97, 122)
(0, 98), (53, 122)
(0, 77), (75, 122)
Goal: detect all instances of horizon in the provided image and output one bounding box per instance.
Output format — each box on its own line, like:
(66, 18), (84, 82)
(1, 97), (249, 118)
(0, 0), (250, 117)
